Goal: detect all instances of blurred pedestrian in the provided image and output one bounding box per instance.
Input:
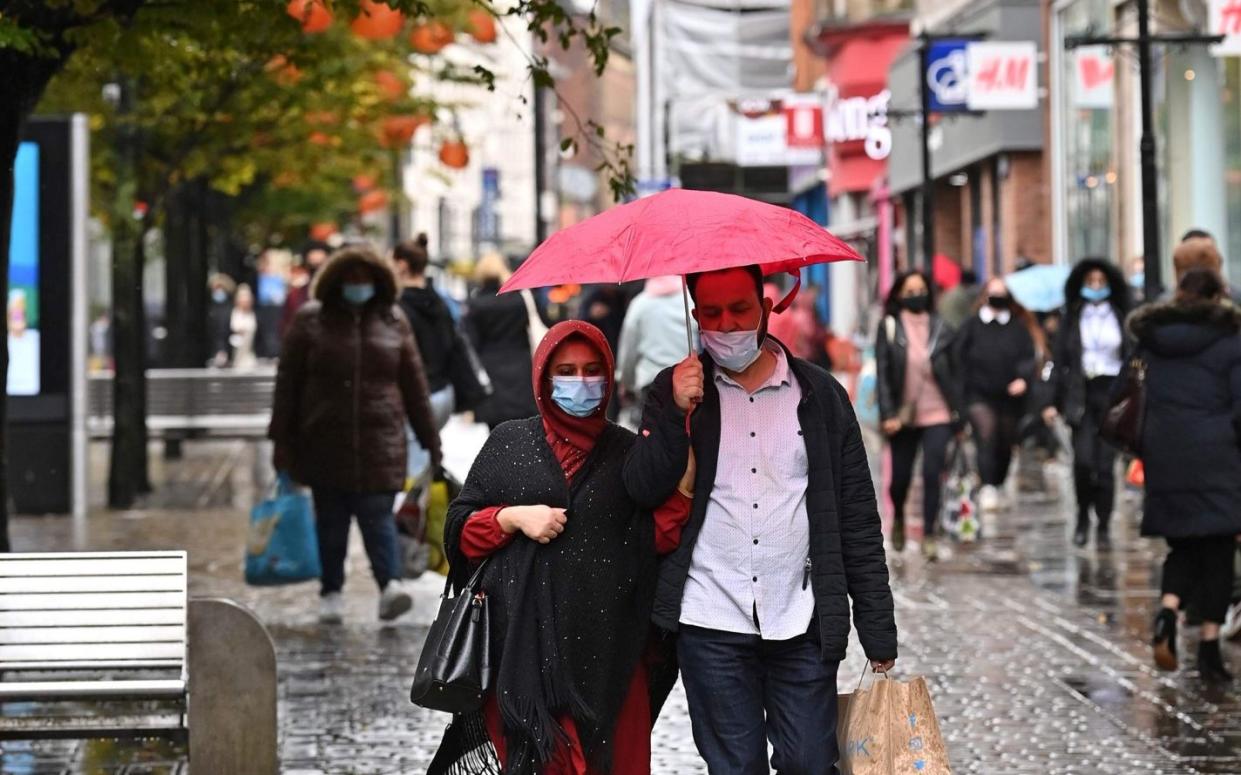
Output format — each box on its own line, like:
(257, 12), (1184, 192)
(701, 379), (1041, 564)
(464, 253), (541, 429)
(207, 273), (235, 368)
(876, 270), (961, 559)
(433, 321), (687, 775)
(938, 268), (979, 330)
(1130, 268), (1241, 681)
(954, 277), (1043, 512)
(1172, 237), (1241, 305)
(617, 275), (696, 409)
(393, 236), (486, 479)
(1044, 258), (1131, 549)
(229, 283), (258, 370)
(254, 250), (288, 358)
(280, 240), (331, 338)
(764, 283), (830, 368)
(624, 265), (896, 775)
(269, 246), (441, 625)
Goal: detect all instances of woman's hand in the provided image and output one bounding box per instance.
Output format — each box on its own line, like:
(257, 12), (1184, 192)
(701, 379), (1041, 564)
(498, 505), (568, 544)
(870, 659), (896, 673)
(1007, 378), (1028, 397)
(881, 418), (903, 436)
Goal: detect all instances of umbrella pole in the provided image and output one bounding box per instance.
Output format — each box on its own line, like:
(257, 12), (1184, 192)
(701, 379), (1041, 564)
(681, 274), (694, 357)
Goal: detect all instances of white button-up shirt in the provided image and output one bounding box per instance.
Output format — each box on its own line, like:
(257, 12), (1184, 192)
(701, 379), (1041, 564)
(679, 343), (816, 641)
(1080, 302), (1123, 378)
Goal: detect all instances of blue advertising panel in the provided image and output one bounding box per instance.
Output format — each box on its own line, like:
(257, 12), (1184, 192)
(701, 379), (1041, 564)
(926, 39), (970, 113)
(8, 142), (40, 396)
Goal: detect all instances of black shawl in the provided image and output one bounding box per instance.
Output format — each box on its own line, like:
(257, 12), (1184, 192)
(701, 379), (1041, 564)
(429, 417), (660, 775)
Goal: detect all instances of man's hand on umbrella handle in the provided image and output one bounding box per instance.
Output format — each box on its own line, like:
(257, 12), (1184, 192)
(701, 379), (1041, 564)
(673, 356), (705, 413)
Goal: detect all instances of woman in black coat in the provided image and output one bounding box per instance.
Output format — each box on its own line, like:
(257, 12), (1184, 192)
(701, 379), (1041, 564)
(1044, 258), (1132, 548)
(875, 270), (960, 559)
(463, 254), (540, 429)
(953, 277), (1043, 512)
(1132, 268), (1241, 682)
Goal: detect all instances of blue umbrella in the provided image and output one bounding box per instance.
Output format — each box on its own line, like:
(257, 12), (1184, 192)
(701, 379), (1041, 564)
(1004, 264), (1071, 312)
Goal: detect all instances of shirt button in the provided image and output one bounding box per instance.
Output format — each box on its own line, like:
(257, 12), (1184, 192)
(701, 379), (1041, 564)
(751, 468), (757, 474)
(753, 538), (759, 545)
(753, 503), (758, 509)
(750, 431), (756, 438)
(749, 397), (755, 403)
(752, 576), (758, 582)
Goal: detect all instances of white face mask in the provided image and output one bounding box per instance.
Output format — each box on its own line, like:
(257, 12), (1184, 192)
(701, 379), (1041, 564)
(701, 328), (764, 372)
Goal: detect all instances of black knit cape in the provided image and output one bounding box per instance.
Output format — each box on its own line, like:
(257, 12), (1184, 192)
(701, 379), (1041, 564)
(428, 417), (666, 775)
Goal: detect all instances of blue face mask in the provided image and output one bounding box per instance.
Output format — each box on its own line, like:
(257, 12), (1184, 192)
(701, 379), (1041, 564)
(551, 376), (607, 417)
(1081, 286), (1111, 303)
(342, 282), (376, 306)
(1129, 272), (1145, 289)
(700, 328), (764, 372)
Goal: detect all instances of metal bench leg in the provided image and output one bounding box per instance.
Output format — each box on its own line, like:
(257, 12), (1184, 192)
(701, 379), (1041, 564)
(187, 598), (278, 775)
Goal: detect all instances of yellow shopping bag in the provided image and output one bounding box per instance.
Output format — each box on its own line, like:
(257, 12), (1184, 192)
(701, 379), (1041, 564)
(837, 669), (951, 774)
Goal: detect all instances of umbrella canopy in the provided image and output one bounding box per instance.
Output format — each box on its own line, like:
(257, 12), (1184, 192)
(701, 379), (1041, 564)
(1004, 264), (1071, 312)
(500, 189), (863, 294)
(932, 254), (962, 291)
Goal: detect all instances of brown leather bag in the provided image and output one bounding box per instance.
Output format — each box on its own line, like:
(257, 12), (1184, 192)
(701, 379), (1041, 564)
(1100, 355), (1147, 455)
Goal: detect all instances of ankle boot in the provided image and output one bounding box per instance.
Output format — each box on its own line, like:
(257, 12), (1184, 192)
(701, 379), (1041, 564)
(891, 519), (906, 552)
(1095, 524), (1112, 550)
(1073, 515), (1090, 548)
(1198, 639), (1234, 683)
(1153, 608), (1179, 671)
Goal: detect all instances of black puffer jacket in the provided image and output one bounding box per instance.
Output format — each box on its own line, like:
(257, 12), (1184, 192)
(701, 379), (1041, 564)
(874, 312), (961, 423)
(1050, 259), (1133, 425)
(622, 342), (897, 663)
(1129, 300), (1241, 538)
(464, 284), (538, 427)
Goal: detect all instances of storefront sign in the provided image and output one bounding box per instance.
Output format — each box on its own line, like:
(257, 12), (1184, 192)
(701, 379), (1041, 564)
(1210, 0), (1241, 56)
(784, 95), (824, 150)
(927, 40), (970, 112)
(732, 99), (823, 167)
(1073, 45), (1113, 109)
(824, 87), (892, 161)
(966, 42), (1037, 110)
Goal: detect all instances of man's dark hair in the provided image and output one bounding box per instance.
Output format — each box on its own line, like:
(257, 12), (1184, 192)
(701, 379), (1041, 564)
(1176, 267), (1224, 304)
(685, 265), (764, 303)
(393, 234), (430, 276)
(884, 270), (934, 317)
(1182, 228), (1214, 243)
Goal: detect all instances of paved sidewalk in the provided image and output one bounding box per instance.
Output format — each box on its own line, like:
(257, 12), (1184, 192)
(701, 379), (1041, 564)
(3, 431), (1241, 773)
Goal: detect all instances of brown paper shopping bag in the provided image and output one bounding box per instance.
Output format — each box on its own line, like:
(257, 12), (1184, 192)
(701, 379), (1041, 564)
(837, 671), (951, 774)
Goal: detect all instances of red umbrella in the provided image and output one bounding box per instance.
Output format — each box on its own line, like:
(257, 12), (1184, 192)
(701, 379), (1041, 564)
(500, 189), (863, 352)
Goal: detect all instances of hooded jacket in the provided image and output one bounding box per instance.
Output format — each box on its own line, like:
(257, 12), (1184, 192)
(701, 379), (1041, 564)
(1049, 259), (1133, 424)
(269, 249), (441, 492)
(465, 282), (540, 427)
(1128, 299), (1241, 538)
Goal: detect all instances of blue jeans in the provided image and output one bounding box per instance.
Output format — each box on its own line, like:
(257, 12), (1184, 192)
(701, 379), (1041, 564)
(311, 489), (400, 595)
(678, 625), (840, 775)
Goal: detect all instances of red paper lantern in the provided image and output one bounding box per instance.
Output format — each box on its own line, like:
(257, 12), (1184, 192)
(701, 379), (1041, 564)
(409, 21), (454, 54)
(352, 173), (378, 192)
(379, 114), (429, 148)
(466, 9), (497, 43)
(286, 0), (333, 33)
(310, 222), (336, 241)
(374, 70), (407, 101)
(358, 189), (390, 213)
(351, 0), (404, 39)
(439, 139), (469, 169)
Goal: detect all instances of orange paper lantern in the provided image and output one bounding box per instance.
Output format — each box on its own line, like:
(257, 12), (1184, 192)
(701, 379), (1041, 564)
(409, 21), (454, 54)
(351, 0), (404, 39)
(358, 189), (390, 213)
(379, 114), (429, 148)
(310, 222), (337, 241)
(352, 173), (378, 192)
(286, 0), (333, 33)
(439, 139), (469, 169)
(265, 55), (303, 85)
(374, 69), (407, 101)
(308, 131), (335, 147)
(466, 9), (497, 43)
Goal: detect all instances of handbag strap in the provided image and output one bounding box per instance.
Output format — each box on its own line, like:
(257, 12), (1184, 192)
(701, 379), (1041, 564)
(441, 557), (491, 599)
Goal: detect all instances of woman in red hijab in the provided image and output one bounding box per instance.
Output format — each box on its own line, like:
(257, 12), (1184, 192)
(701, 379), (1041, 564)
(431, 321), (692, 775)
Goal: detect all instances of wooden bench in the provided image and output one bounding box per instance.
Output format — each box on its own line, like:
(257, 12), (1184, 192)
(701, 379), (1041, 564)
(0, 552), (277, 773)
(88, 368), (276, 439)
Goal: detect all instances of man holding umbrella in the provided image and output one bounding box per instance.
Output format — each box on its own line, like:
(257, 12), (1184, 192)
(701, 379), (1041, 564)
(623, 265), (897, 774)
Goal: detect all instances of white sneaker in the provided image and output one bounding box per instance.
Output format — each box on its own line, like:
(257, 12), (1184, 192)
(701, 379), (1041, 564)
(379, 580), (414, 621)
(318, 592), (345, 624)
(979, 485), (1000, 513)
(1223, 601), (1241, 641)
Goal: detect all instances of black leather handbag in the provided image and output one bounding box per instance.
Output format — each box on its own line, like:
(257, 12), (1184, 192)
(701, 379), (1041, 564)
(411, 559), (492, 713)
(1100, 355), (1147, 456)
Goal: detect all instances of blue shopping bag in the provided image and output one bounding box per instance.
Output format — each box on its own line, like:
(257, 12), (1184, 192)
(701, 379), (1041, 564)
(245, 474), (321, 586)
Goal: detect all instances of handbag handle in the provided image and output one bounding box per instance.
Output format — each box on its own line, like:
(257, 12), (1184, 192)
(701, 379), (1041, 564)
(441, 557), (491, 599)
(855, 661), (892, 691)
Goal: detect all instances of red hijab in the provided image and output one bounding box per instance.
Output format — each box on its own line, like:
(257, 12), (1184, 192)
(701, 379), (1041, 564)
(531, 320), (615, 481)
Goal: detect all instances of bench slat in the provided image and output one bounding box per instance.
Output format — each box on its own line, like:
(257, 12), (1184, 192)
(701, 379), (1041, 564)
(0, 642), (184, 664)
(0, 625), (184, 645)
(0, 714), (187, 741)
(0, 552), (186, 561)
(0, 591), (184, 611)
(0, 576), (185, 594)
(0, 557), (186, 577)
(0, 679), (185, 700)
(1, 659), (183, 671)
(0, 609), (184, 627)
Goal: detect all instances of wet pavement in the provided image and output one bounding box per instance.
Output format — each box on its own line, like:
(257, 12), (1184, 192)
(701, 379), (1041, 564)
(2, 421), (1241, 774)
